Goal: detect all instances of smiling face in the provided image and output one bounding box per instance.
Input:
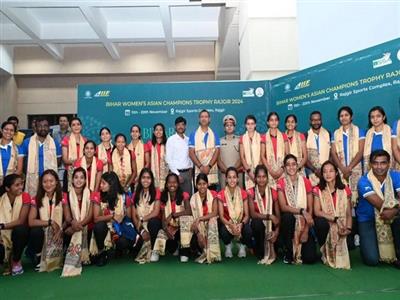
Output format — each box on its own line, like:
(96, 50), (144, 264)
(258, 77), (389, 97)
(130, 126), (141, 141)
(255, 169), (268, 187)
(339, 110), (352, 127)
(369, 109), (385, 128)
(226, 170), (238, 188)
(322, 163), (337, 185)
(6, 177), (24, 197)
(175, 122), (186, 135)
(1, 124), (15, 141)
(310, 113), (322, 130)
(166, 175), (178, 194)
(196, 179), (208, 195)
(284, 157), (298, 176)
(224, 121), (235, 135)
(199, 111), (210, 127)
(71, 120), (82, 135)
(100, 129), (111, 143)
(84, 142), (96, 158)
(154, 125), (164, 139)
(267, 115), (279, 129)
(140, 172), (152, 189)
(245, 119), (256, 133)
(72, 171), (86, 189)
(115, 136), (126, 151)
(371, 155), (390, 177)
(285, 116), (297, 131)
(42, 173), (57, 194)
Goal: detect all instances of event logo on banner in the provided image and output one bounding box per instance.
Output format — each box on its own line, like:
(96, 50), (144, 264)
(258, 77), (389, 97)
(78, 81), (269, 142)
(269, 38), (400, 133)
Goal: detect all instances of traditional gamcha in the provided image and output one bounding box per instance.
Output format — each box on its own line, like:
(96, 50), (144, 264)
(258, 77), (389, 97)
(1, 105), (400, 278)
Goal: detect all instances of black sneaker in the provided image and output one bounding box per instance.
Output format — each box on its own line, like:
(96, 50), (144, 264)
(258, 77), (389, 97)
(96, 251), (108, 267)
(283, 255), (293, 264)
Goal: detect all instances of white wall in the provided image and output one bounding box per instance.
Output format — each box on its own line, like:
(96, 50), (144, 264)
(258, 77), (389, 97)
(298, 0), (400, 69)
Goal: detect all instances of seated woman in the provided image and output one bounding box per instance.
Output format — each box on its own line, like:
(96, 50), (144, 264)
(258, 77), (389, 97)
(151, 173), (192, 263)
(28, 170), (68, 272)
(277, 154), (317, 264)
(128, 168), (161, 263)
(91, 171), (132, 267)
(61, 167), (93, 277)
(314, 161), (352, 270)
(190, 173), (221, 264)
(0, 174), (30, 276)
(248, 165), (280, 265)
(218, 166), (252, 258)
(74, 140), (103, 192)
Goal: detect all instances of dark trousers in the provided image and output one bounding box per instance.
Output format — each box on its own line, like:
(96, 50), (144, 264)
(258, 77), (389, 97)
(30, 227), (45, 255)
(280, 212), (317, 264)
(164, 229), (190, 257)
(146, 218), (162, 247)
(358, 217), (400, 266)
(218, 221), (253, 248)
(179, 169), (193, 196)
(93, 221), (137, 252)
(251, 219), (267, 260)
(0, 225), (30, 263)
(314, 217), (355, 249)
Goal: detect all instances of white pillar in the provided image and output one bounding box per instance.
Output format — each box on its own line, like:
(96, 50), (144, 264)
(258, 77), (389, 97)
(239, 0), (298, 80)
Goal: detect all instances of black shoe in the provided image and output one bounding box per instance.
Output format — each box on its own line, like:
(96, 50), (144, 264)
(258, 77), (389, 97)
(393, 260), (400, 269)
(96, 251), (108, 267)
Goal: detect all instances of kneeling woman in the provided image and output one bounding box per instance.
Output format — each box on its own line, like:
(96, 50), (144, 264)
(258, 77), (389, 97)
(190, 173), (221, 263)
(277, 154), (317, 264)
(314, 161), (352, 269)
(0, 174), (30, 276)
(28, 170), (68, 272)
(91, 172), (129, 266)
(61, 167), (93, 276)
(248, 165), (280, 265)
(151, 173), (191, 262)
(218, 167), (252, 258)
(129, 168), (161, 263)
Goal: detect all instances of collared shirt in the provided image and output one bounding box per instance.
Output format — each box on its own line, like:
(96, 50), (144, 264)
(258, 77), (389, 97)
(331, 127), (366, 166)
(367, 129), (396, 153)
(166, 133), (193, 175)
(219, 135), (240, 168)
(19, 136), (62, 176)
(52, 127), (71, 145)
(0, 141), (16, 174)
(357, 170), (400, 222)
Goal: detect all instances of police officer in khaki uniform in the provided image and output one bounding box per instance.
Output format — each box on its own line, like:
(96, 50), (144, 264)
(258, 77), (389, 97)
(218, 115), (243, 188)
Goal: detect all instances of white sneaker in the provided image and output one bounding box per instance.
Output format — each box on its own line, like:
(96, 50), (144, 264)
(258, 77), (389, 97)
(150, 251), (159, 262)
(225, 243), (233, 258)
(238, 243), (246, 258)
(180, 256), (189, 263)
(173, 249), (179, 257)
(354, 234), (360, 247)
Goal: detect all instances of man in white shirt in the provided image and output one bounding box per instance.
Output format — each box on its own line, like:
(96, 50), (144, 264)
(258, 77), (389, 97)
(166, 116), (193, 195)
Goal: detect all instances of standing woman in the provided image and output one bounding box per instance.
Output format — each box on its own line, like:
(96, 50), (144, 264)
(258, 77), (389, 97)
(90, 172), (126, 267)
(151, 173), (192, 262)
(111, 133), (136, 192)
(74, 140), (103, 192)
(28, 170), (68, 272)
(97, 127), (113, 173)
(0, 174), (30, 276)
(0, 122), (23, 186)
(363, 106), (398, 173)
(285, 114), (307, 173)
(146, 123), (169, 190)
(240, 115), (264, 189)
(261, 112), (289, 188)
(218, 167), (252, 258)
(277, 154), (317, 264)
(61, 117), (86, 191)
(331, 106), (365, 205)
(128, 125), (149, 184)
(248, 165), (280, 264)
(189, 173), (221, 264)
(128, 168), (161, 263)
(314, 161), (352, 269)
(61, 167), (93, 277)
